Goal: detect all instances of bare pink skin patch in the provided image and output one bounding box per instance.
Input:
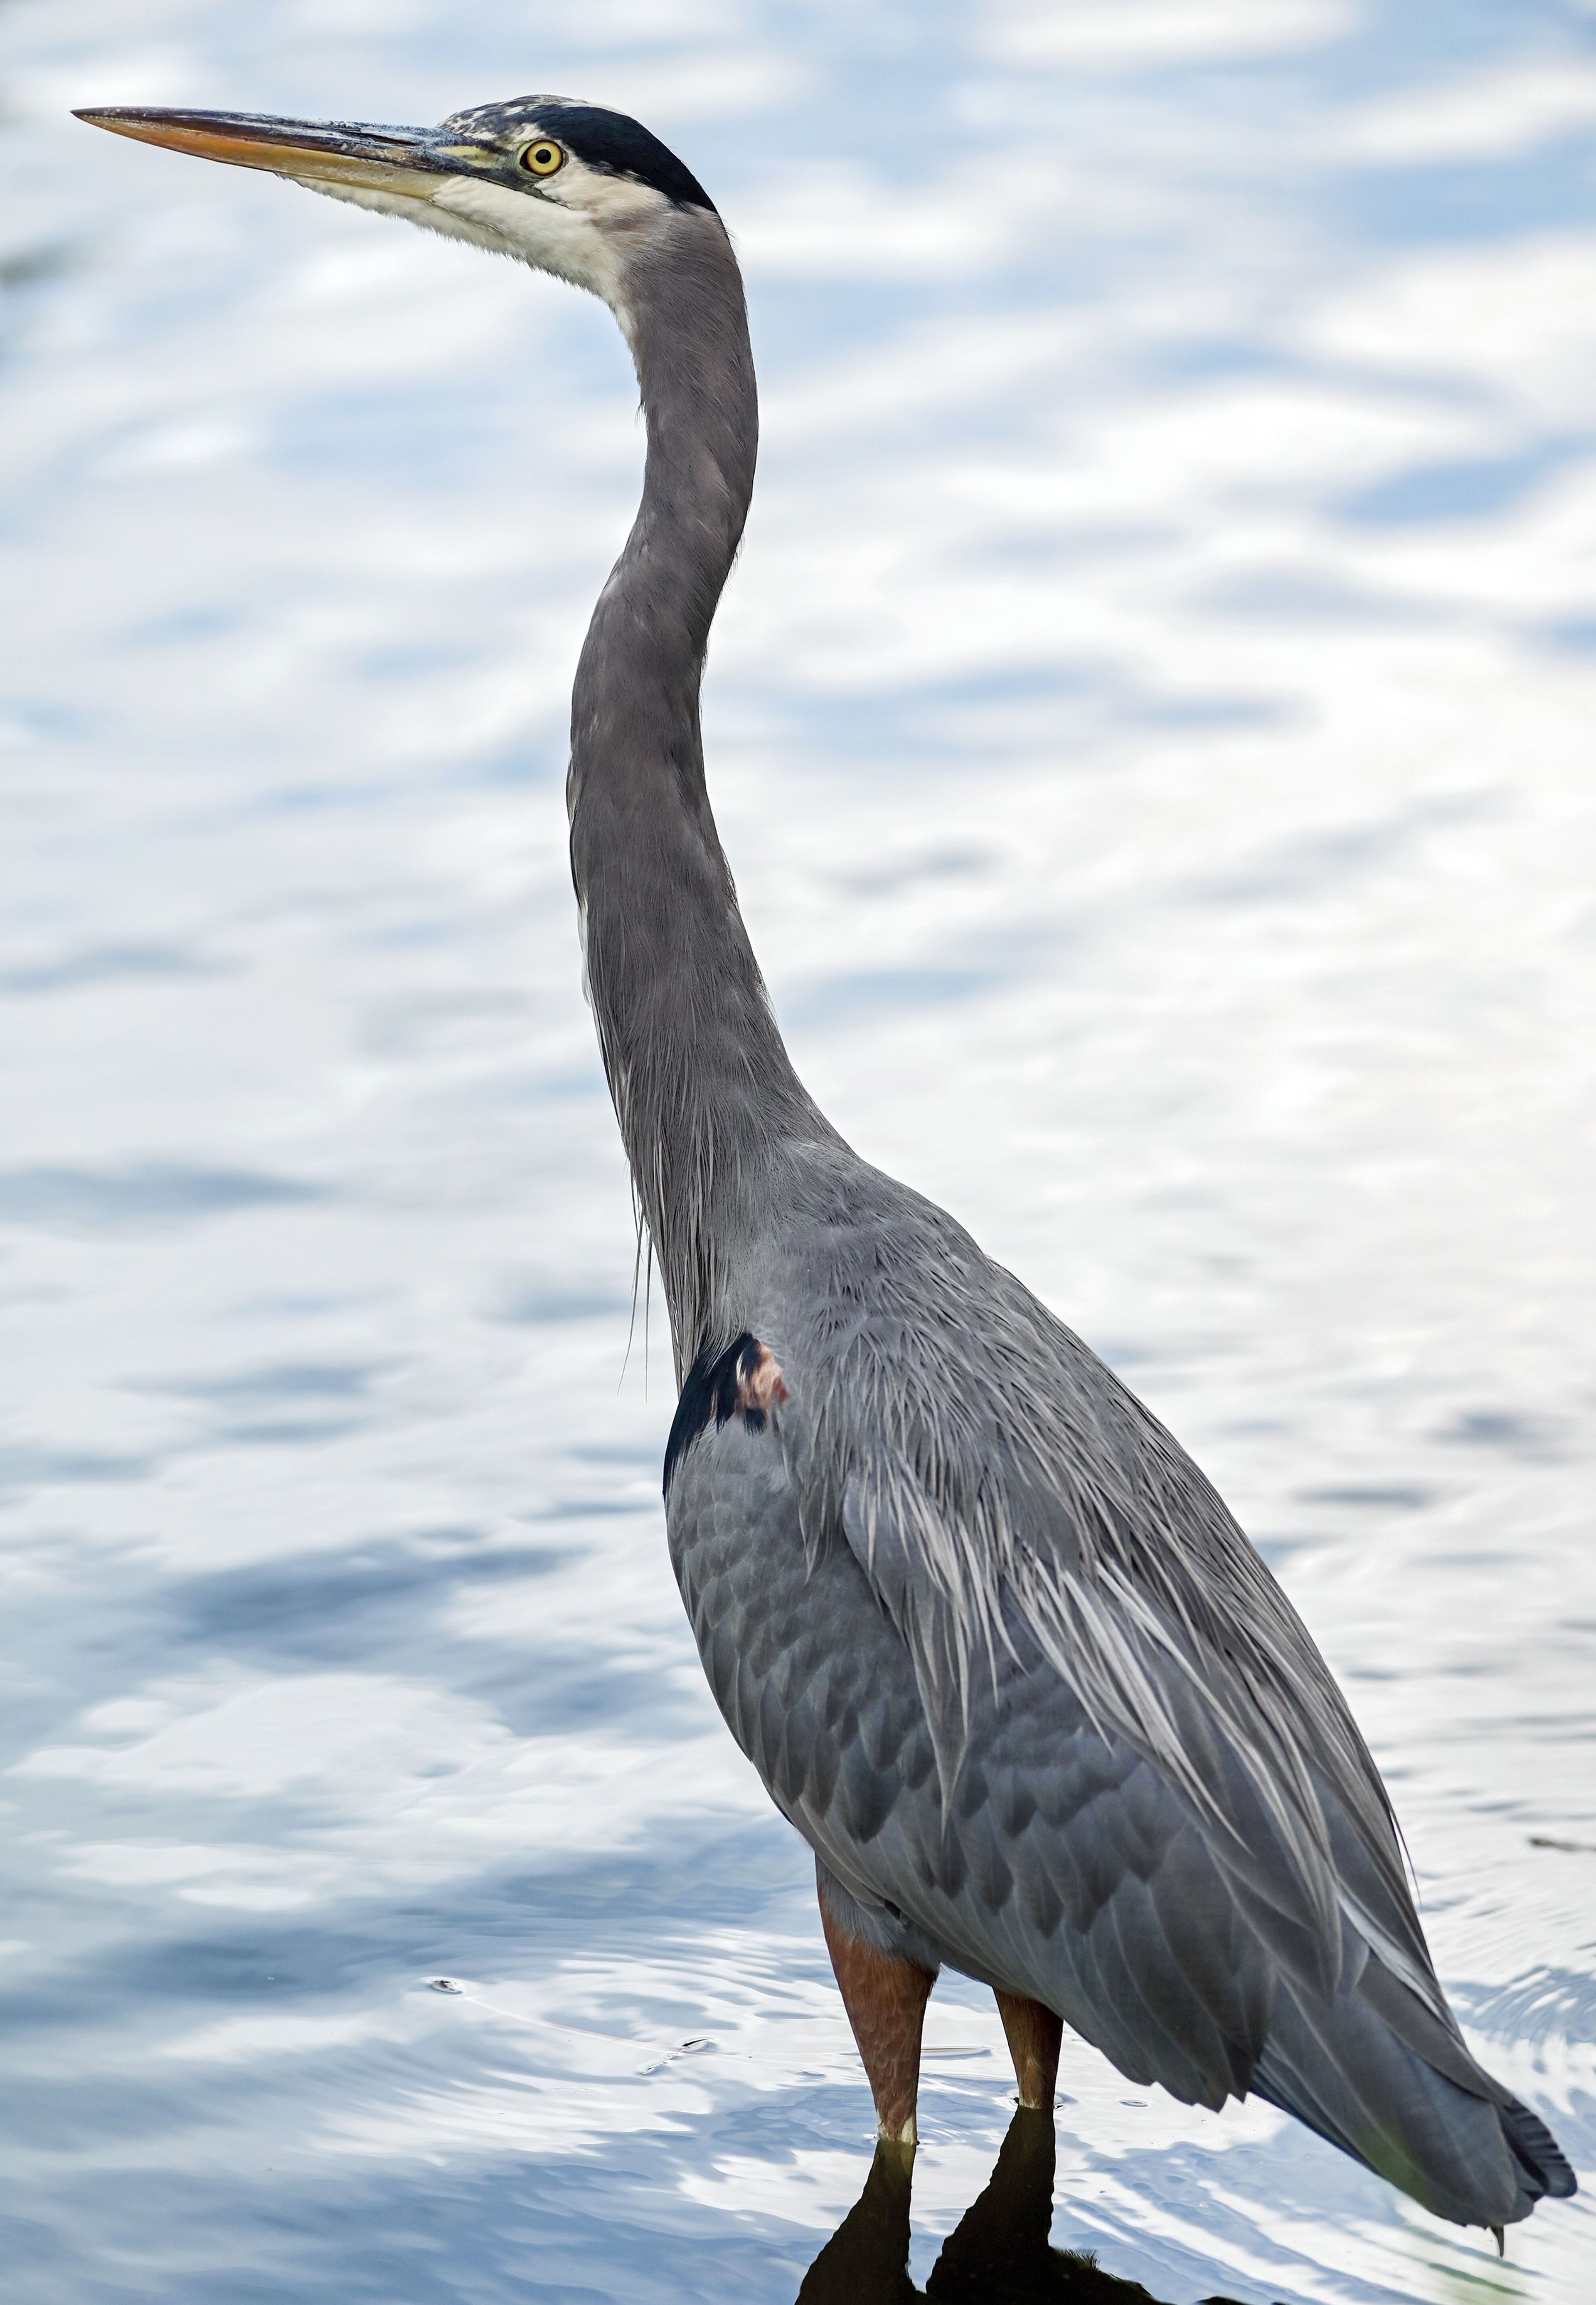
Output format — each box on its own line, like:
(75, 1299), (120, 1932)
(663, 1332), (793, 1496)
(734, 1341), (789, 1418)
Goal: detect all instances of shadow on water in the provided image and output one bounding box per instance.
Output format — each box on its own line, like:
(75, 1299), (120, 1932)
(798, 2109), (1257, 2305)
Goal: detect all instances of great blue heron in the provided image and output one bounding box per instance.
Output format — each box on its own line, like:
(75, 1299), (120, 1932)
(76, 96), (1574, 2253)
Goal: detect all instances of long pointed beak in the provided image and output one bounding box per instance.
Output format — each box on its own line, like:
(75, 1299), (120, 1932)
(72, 107), (460, 196)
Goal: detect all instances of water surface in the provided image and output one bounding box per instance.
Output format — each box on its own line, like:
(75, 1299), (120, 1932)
(2, 3), (1593, 2299)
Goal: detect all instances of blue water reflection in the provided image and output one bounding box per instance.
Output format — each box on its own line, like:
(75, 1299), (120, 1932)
(2, 2), (1594, 2301)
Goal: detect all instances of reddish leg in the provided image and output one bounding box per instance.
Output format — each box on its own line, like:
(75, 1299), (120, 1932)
(818, 1881), (935, 2145)
(994, 1989), (1062, 2110)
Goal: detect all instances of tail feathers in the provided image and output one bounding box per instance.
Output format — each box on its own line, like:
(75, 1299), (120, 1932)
(1253, 1970), (1575, 2229)
(1499, 2095), (1577, 2202)
(1355, 1949), (1577, 2207)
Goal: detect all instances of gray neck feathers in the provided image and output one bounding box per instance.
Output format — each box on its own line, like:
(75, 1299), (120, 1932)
(567, 207), (829, 1375)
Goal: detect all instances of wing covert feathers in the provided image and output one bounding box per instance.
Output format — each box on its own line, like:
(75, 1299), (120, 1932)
(666, 1154), (1575, 2229)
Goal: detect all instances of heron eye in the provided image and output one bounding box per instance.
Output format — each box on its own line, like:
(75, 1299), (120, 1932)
(519, 140), (565, 177)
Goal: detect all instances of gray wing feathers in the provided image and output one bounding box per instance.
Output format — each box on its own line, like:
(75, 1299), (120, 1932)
(1254, 1968), (1568, 2225)
(674, 1419), (1275, 2108)
(805, 1193), (1421, 2012)
(667, 1157), (1574, 2224)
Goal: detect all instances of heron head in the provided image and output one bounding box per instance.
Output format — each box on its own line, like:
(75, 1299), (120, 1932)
(73, 96), (718, 318)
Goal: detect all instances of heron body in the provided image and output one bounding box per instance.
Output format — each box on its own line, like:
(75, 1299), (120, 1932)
(79, 95), (1576, 2242)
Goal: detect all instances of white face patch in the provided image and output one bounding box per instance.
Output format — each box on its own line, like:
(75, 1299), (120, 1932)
(285, 146), (671, 328)
(431, 175), (627, 306)
(281, 175), (508, 254)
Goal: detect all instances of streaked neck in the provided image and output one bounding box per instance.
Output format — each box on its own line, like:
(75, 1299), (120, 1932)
(566, 210), (829, 1373)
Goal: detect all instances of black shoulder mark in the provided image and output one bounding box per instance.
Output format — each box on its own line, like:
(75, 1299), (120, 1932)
(663, 1332), (759, 1498)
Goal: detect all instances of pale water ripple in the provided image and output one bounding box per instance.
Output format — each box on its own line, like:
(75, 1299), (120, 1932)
(1, 3), (1593, 2301)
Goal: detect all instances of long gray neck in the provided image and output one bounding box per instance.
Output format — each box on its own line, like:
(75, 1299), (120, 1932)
(567, 208), (829, 1376)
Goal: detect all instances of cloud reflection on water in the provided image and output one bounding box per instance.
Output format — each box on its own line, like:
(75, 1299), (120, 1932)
(1, 0), (1593, 2300)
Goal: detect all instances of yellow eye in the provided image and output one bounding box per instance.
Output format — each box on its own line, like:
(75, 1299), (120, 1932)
(519, 139), (565, 177)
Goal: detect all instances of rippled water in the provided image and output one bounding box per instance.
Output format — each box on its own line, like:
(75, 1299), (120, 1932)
(2, 4), (1594, 2300)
